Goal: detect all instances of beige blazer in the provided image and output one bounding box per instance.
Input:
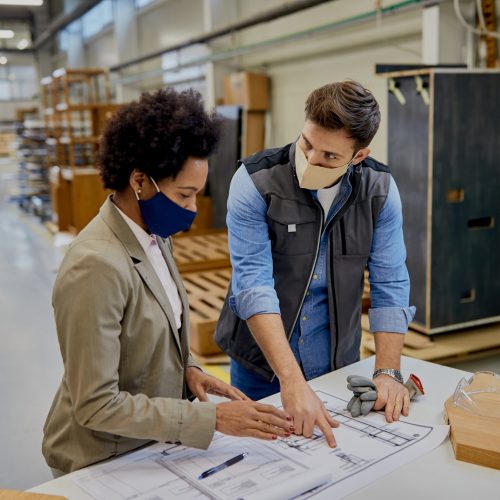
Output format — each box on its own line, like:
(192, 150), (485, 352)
(42, 197), (216, 473)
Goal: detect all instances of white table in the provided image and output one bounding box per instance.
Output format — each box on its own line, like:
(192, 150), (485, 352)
(29, 356), (499, 499)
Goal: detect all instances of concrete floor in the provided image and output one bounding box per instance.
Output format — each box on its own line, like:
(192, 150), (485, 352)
(0, 160), (65, 489)
(0, 158), (499, 491)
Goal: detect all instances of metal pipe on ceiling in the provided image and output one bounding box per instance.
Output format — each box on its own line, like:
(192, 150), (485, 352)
(109, 0), (336, 73)
(112, 0), (438, 86)
(32, 0), (101, 50)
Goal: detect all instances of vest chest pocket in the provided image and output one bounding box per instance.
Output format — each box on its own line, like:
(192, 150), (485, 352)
(267, 198), (320, 256)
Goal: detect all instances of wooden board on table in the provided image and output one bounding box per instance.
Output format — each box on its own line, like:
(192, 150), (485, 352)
(444, 372), (500, 470)
(0, 491), (66, 500)
(182, 268), (231, 356)
(173, 231), (230, 273)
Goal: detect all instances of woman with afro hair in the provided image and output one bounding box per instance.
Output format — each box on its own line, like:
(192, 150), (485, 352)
(42, 88), (292, 475)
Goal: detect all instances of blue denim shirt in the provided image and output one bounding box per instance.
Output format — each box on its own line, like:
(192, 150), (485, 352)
(227, 164), (415, 381)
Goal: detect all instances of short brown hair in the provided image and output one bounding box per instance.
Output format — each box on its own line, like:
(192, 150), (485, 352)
(305, 80), (380, 149)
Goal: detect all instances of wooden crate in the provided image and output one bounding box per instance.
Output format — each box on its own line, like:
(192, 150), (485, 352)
(189, 195), (213, 233)
(182, 268), (231, 356)
(385, 70), (500, 333)
(173, 231), (230, 273)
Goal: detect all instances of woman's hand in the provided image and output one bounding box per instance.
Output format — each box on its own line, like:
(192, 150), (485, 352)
(185, 366), (248, 402)
(216, 400), (294, 440)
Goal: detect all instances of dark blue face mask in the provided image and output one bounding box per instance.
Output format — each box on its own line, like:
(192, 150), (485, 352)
(137, 177), (196, 238)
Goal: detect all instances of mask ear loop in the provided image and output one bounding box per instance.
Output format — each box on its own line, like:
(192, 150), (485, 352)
(149, 177), (161, 193)
(134, 177), (159, 200)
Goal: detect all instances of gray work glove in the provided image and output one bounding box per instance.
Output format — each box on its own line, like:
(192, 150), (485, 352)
(346, 374), (424, 417)
(346, 375), (378, 417)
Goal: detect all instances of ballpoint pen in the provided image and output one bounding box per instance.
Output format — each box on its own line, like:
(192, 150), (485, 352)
(198, 452), (248, 480)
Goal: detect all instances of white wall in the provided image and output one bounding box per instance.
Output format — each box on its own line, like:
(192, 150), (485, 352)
(72, 0), (484, 162)
(222, 0), (425, 162)
(85, 28), (118, 68)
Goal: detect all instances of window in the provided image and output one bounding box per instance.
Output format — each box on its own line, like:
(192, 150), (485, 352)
(59, 20), (82, 52)
(0, 80), (10, 101)
(82, 0), (113, 40)
(134, 0), (157, 9)
(0, 65), (37, 101)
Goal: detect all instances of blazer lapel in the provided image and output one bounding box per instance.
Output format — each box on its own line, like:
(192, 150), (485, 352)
(99, 197), (182, 356)
(133, 261), (182, 355)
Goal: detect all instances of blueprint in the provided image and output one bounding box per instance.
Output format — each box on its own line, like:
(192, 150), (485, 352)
(71, 388), (449, 500)
(281, 388), (449, 498)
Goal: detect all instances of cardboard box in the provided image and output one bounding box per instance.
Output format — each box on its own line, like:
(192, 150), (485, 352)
(224, 72), (270, 111)
(242, 111), (265, 156)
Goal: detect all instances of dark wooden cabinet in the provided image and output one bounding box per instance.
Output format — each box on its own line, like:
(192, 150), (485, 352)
(386, 69), (500, 334)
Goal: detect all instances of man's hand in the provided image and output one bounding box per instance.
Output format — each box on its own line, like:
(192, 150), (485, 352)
(372, 374), (410, 423)
(280, 376), (340, 447)
(185, 367), (248, 402)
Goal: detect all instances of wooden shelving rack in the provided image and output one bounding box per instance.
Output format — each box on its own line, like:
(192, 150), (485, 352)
(42, 68), (121, 233)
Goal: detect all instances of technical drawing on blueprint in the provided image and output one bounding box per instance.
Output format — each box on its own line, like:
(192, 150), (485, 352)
(285, 388), (449, 498)
(70, 388), (449, 500)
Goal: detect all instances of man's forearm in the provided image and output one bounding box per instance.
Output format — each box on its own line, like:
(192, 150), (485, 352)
(246, 314), (303, 381)
(373, 332), (405, 370)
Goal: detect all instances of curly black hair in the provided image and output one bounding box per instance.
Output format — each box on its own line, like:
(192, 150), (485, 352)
(99, 88), (222, 191)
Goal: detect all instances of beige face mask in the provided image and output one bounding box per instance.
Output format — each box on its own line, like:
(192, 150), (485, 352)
(295, 141), (354, 190)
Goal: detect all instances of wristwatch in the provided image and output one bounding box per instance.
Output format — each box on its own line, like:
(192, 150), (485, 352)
(373, 368), (404, 384)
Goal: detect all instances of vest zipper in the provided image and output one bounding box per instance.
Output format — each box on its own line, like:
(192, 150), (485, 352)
(269, 198), (323, 383)
(329, 177), (362, 369)
(269, 170), (361, 382)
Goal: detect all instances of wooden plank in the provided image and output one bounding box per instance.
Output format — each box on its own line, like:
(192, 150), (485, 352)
(173, 232), (230, 273)
(0, 491), (66, 500)
(362, 316), (500, 363)
(182, 268), (231, 356)
(191, 351), (229, 365)
(444, 372), (500, 469)
(362, 269), (370, 313)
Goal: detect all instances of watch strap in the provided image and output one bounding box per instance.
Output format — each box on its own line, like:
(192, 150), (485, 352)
(373, 368), (404, 384)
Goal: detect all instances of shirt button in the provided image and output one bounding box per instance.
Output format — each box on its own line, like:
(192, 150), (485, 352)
(299, 338), (304, 345)
(313, 274), (319, 280)
(306, 291), (311, 296)
(302, 316), (308, 321)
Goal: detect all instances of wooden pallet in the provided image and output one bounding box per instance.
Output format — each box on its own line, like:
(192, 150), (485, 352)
(362, 314), (500, 364)
(182, 268), (231, 356)
(173, 231), (230, 273)
(362, 269), (370, 313)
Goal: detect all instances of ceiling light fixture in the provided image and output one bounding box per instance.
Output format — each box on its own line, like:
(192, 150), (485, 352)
(0, 1), (43, 6)
(17, 39), (29, 50)
(0, 56), (8, 65)
(0, 30), (15, 39)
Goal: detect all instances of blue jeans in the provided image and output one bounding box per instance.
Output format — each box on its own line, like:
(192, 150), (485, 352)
(230, 359), (280, 401)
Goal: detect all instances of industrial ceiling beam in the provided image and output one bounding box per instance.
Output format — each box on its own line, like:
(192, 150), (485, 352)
(110, 0), (336, 72)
